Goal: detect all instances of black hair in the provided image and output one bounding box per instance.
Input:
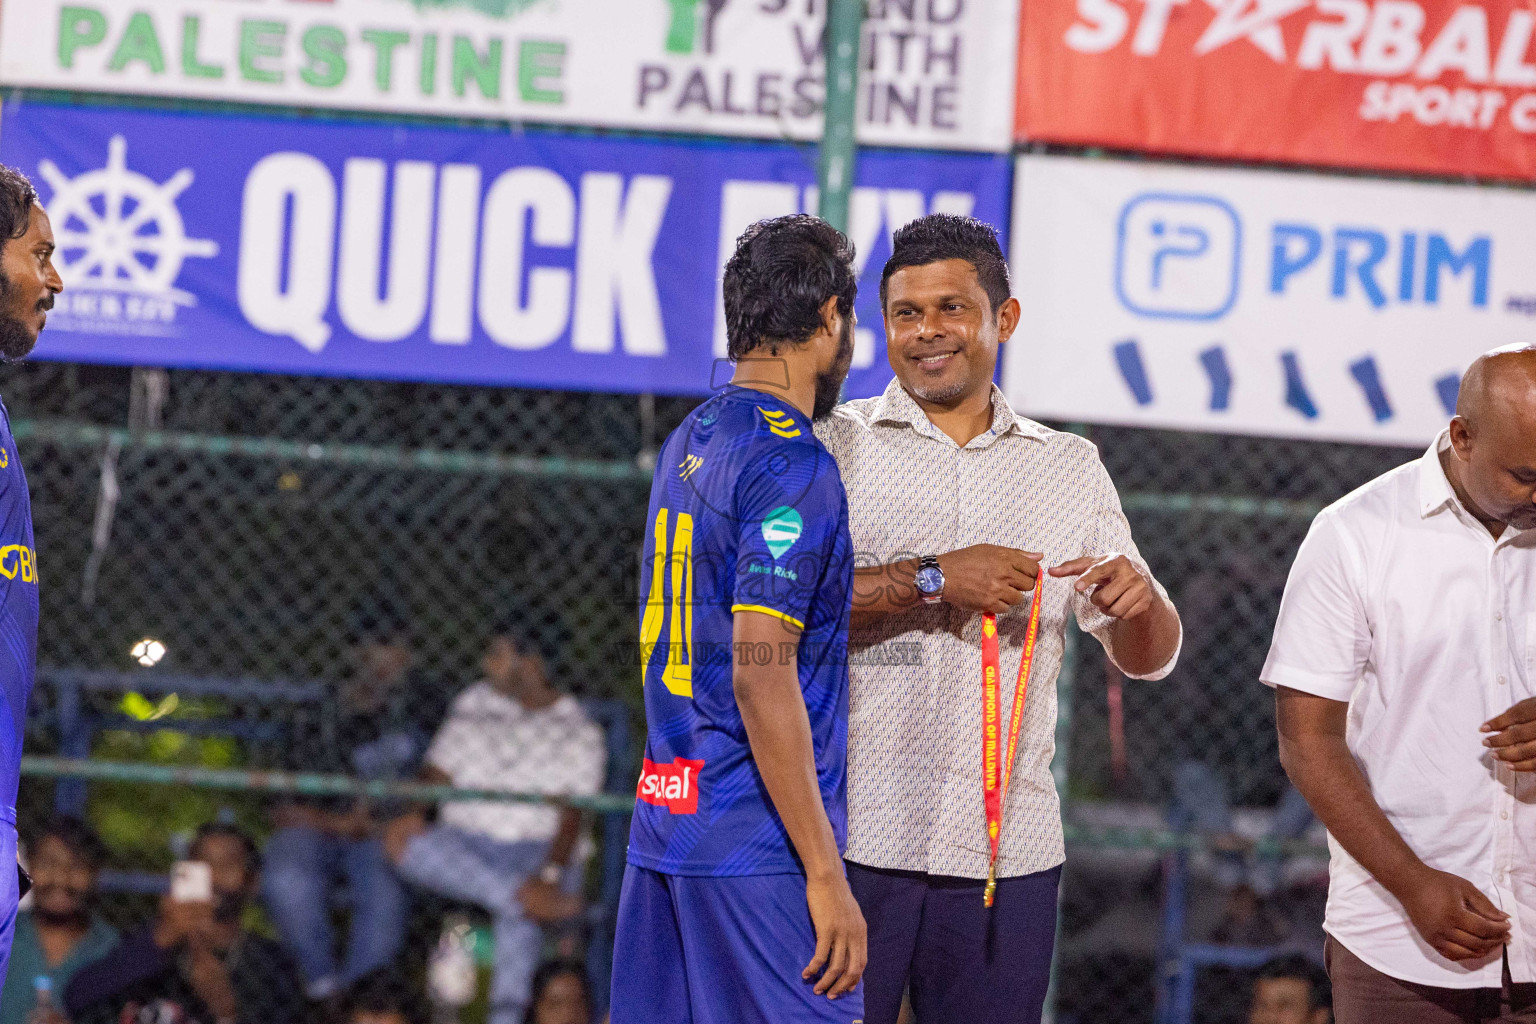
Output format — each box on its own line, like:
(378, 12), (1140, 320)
(879, 213), (1011, 314)
(1257, 953), (1331, 1012)
(722, 214), (857, 361)
(344, 967), (425, 1024)
(0, 165), (38, 245)
(491, 608), (564, 667)
(523, 959), (592, 1024)
(190, 822), (261, 875)
(34, 814), (108, 872)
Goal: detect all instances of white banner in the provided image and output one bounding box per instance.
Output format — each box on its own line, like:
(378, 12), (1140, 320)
(1003, 155), (1536, 446)
(0, 0), (1016, 151)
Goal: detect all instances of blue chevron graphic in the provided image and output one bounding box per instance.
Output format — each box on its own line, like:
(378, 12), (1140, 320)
(1113, 339), (1154, 406)
(1198, 345), (1233, 411)
(1280, 351), (1318, 419)
(1349, 356), (1394, 422)
(1435, 374), (1461, 416)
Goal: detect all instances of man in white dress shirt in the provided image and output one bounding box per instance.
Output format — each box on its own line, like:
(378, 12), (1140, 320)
(1263, 344), (1536, 1022)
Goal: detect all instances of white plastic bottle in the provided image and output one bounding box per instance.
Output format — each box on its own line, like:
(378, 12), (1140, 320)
(427, 913), (477, 1024)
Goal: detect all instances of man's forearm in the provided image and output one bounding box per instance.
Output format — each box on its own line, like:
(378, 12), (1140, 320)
(736, 665), (843, 878)
(851, 558), (921, 628)
(546, 808), (581, 867)
(1277, 688), (1427, 897)
(1108, 592), (1181, 677)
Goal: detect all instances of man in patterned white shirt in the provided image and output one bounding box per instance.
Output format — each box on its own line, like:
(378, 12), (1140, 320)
(814, 214), (1182, 1024)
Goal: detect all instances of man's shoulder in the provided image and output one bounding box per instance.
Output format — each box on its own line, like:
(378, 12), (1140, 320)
(1316, 457), (1420, 528)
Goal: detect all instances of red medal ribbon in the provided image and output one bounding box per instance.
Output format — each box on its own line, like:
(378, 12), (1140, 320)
(981, 579), (1045, 908)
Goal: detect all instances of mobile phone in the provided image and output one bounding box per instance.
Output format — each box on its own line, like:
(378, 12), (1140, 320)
(169, 860), (212, 903)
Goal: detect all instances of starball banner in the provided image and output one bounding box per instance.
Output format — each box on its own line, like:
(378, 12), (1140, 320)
(1017, 0), (1536, 180)
(1, 0), (1017, 151)
(0, 100), (1011, 396)
(1003, 154), (1536, 445)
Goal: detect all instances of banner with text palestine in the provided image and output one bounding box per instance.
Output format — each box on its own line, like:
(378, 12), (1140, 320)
(0, 99), (1011, 398)
(1016, 0), (1536, 180)
(0, 0), (1017, 152)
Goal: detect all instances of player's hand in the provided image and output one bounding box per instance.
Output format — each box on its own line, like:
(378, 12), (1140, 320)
(1396, 867), (1509, 962)
(802, 871), (866, 999)
(935, 545), (1042, 615)
(1049, 553), (1155, 620)
(1483, 699), (1536, 770)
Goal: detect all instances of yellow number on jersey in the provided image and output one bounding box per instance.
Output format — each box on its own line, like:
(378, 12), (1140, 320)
(640, 507), (693, 698)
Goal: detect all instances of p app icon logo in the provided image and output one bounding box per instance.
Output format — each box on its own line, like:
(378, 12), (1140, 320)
(1115, 193), (1242, 322)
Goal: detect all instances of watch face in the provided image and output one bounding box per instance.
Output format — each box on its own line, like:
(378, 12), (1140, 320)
(915, 565), (944, 594)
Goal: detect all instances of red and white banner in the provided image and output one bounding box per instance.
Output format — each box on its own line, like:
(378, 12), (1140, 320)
(1016, 0), (1536, 180)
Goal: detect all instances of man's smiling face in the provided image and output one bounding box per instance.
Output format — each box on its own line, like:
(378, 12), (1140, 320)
(882, 258), (1013, 405)
(0, 202), (63, 361)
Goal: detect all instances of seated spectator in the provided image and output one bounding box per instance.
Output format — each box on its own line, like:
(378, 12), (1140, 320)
(262, 601), (437, 1002)
(1169, 760), (1316, 944)
(386, 619), (605, 1024)
(64, 823), (306, 1024)
(341, 968), (424, 1024)
(1250, 954), (1331, 1024)
(525, 959), (591, 1024)
(0, 816), (118, 1024)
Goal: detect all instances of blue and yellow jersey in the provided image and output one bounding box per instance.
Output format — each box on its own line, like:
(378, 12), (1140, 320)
(626, 386), (853, 876)
(0, 403), (37, 816)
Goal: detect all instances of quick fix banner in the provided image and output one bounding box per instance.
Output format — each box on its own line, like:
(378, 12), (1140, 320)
(1017, 0), (1536, 180)
(1, 0), (1017, 151)
(0, 99), (1011, 396)
(1002, 154), (1536, 445)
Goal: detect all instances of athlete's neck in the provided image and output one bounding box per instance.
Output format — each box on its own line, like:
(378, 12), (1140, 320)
(730, 354), (817, 419)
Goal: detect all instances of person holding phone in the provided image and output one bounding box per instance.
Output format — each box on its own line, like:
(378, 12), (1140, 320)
(63, 824), (306, 1024)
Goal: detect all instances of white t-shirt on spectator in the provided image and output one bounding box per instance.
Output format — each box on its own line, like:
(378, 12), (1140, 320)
(427, 683), (606, 846)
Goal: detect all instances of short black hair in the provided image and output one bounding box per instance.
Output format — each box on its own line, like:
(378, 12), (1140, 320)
(523, 959), (591, 1024)
(33, 814), (108, 872)
(491, 611), (561, 666)
(880, 214), (1011, 314)
(191, 822), (261, 875)
(345, 967), (424, 1024)
(0, 165), (38, 245)
(723, 215), (857, 361)
(349, 591), (413, 646)
(1257, 953), (1330, 1011)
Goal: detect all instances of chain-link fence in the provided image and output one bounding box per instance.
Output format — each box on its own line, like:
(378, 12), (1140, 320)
(1, 359), (1418, 1024)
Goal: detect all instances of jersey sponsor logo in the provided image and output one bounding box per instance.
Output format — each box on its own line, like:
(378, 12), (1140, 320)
(677, 453), (705, 480)
(0, 545), (37, 584)
(636, 756), (705, 814)
(760, 505), (803, 559)
(757, 405), (802, 438)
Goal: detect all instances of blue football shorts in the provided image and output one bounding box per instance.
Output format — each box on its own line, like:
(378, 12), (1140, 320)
(609, 864), (864, 1024)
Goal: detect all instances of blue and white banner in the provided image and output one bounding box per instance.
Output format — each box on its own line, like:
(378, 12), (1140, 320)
(1003, 154), (1536, 446)
(0, 100), (1011, 398)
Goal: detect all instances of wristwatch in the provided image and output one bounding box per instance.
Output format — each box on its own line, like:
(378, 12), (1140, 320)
(914, 555), (945, 604)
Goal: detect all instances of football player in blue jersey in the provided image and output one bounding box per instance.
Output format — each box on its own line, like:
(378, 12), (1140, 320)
(0, 165), (62, 981)
(611, 215), (865, 1024)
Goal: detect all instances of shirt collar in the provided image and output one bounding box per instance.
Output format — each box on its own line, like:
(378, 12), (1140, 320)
(1419, 429), (1459, 518)
(868, 378), (1042, 445)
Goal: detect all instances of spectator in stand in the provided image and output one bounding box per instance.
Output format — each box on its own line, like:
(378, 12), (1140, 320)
(262, 598), (439, 1003)
(1250, 954), (1332, 1024)
(63, 823), (306, 1024)
(340, 968), (425, 1024)
(525, 959), (592, 1024)
(0, 816), (118, 1024)
(385, 618), (605, 1024)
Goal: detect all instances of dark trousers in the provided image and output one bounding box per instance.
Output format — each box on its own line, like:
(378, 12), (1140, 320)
(846, 860), (1061, 1024)
(1327, 937), (1536, 1024)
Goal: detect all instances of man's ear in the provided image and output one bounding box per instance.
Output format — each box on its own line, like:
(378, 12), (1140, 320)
(995, 297), (1021, 345)
(819, 295), (841, 338)
(1448, 415), (1475, 460)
